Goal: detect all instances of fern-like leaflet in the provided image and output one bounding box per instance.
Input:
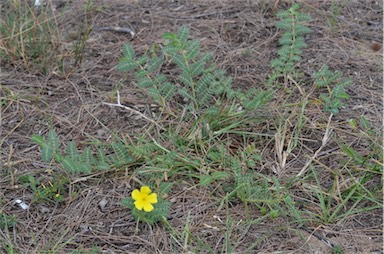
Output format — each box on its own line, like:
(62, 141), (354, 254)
(314, 64), (351, 114)
(268, 3), (311, 86)
(32, 130), (135, 174)
(117, 27), (271, 138)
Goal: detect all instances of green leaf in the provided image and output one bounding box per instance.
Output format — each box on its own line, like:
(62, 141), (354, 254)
(112, 142), (132, 164)
(178, 70), (193, 87)
(171, 54), (187, 70)
(163, 44), (179, 55)
(54, 153), (64, 163)
(179, 87), (195, 102)
(61, 157), (81, 174)
(97, 147), (110, 164)
(212, 171), (230, 180)
(159, 82), (177, 100)
(41, 144), (54, 162)
(81, 147), (96, 166)
(177, 27), (190, 42)
(138, 77), (154, 88)
(190, 52), (212, 78)
(28, 174), (38, 192)
(147, 56), (164, 73)
(121, 197), (134, 209)
(135, 70), (149, 79)
(77, 162), (92, 174)
(65, 141), (79, 159)
(96, 161), (110, 171)
(341, 146), (365, 165)
(147, 87), (162, 103)
(148, 199), (171, 223)
(47, 130), (60, 154)
(199, 175), (214, 186)
(185, 40), (200, 60)
(117, 58), (138, 72)
(269, 3), (311, 84)
(31, 134), (45, 146)
(158, 182), (173, 195)
(154, 74), (167, 84)
(122, 44), (135, 58)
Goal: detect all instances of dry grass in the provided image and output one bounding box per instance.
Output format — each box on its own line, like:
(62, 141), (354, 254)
(0, 0), (382, 253)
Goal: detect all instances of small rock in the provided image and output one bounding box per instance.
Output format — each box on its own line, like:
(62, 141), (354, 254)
(96, 129), (106, 137)
(14, 199), (29, 210)
(39, 205), (50, 213)
(98, 197), (108, 211)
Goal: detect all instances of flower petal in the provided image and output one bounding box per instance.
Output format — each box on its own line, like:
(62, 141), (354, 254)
(146, 193), (158, 204)
(132, 189), (141, 201)
(140, 186), (152, 195)
(134, 200), (144, 211)
(143, 202), (154, 212)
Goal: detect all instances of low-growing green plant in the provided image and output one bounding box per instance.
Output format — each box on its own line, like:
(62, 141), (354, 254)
(268, 3), (311, 86)
(230, 157), (298, 220)
(32, 130), (135, 174)
(117, 26), (271, 134)
(325, 0), (349, 34)
(122, 184), (172, 225)
(72, 0), (96, 67)
(303, 165), (382, 224)
(115, 28), (277, 221)
(267, 3), (351, 179)
(18, 173), (68, 203)
(199, 171), (231, 187)
(313, 64), (351, 115)
(265, 4), (310, 176)
(0, 214), (16, 230)
(26, 3), (382, 252)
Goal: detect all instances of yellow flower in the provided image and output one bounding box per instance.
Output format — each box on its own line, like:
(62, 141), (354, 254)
(132, 186), (158, 212)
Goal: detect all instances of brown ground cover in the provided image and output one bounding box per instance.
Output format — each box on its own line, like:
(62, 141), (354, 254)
(0, 0), (382, 253)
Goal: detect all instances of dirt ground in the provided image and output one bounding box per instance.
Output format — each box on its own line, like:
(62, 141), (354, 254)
(0, 0), (383, 253)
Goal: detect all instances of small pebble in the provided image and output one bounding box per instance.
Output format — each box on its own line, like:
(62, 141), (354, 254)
(14, 199), (29, 210)
(98, 197), (108, 211)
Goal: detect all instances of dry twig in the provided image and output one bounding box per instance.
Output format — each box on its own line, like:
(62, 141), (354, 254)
(103, 91), (165, 130)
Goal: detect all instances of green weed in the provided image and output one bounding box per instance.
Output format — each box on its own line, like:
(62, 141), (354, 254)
(26, 3), (382, 253)
(313, 64), (351, 115)
(268, 3), (311, 86)
(32, 129), (135, 174)
(0, 214), (16, 230)
(122, 183), (172, 225)
(72, 0), (97, 67)
(117, 26), (271, 128)
(18, 173), (68, 203)
(325, 0), (349, 33)
(0, 0), (64, 74)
